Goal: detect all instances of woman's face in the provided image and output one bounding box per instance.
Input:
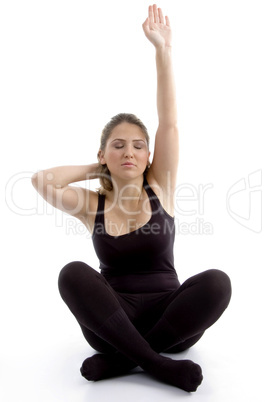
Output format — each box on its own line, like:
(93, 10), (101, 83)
(99, 122), (150, 182)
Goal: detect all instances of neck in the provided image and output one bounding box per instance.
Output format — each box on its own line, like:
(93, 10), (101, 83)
(108, 175), (145, 209)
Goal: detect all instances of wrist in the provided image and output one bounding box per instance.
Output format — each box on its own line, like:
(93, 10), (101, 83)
(155, 45), (173, 60)
(155, 44), (172, 52)
(155, 45), (173, 68)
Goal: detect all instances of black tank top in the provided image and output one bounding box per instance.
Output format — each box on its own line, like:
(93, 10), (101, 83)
(92, 177), (180, 293)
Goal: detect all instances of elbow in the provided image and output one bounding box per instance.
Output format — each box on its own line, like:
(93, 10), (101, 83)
(158, 121), (178, 131)
(31, 172), (38, 188)
(31, 170), (58, 197)
(31, 171), (49, 199)
(31, 171), (43, 190)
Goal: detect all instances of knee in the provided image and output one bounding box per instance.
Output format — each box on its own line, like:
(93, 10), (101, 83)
(202, 269), (232, 308)
(58, 261), (91, 296)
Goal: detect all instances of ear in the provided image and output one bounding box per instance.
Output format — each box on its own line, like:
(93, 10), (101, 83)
(147, 151), (151, 166)
(98, 150), (106, 165)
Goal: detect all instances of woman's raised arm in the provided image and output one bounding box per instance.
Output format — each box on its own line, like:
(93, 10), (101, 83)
(143, 4), (179, 193)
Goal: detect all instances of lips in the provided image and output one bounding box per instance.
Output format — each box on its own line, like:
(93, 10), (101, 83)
(122, 162), (135, 166)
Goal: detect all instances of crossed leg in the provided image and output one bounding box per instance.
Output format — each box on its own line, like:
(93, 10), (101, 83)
(58, 262), (231, 391)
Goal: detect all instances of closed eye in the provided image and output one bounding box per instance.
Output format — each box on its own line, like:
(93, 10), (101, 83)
(114, 145), (143, 150)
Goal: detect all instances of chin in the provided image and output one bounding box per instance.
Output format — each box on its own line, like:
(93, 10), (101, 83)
(111, 171), (143, 182)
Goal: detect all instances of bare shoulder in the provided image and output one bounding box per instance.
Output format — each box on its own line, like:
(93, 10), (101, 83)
(145, 171), (175, 217)
(79, 189), (99, 234)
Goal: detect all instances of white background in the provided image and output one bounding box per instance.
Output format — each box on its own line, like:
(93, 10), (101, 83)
(1, 0), (266, 401)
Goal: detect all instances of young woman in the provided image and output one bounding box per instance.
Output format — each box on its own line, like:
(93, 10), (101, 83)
(32, 5), (231, 393)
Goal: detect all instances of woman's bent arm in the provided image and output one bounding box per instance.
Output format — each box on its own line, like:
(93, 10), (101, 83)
(31, 164), (99, 219)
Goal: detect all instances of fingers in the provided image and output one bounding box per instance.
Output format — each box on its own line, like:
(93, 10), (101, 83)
(148, 5), (153, 22)
(148, 4), (167, 25)
(142, 17), (149, 33)
(158, 7), (164, 24)
(165, 15), (171, 27)
(153, 4), (159, 23)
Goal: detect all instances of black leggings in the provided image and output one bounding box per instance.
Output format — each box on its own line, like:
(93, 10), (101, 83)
(58, 262), (232, 355)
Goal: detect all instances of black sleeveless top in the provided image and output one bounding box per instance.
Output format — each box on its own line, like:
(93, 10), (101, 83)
(92, 177), (180, 293)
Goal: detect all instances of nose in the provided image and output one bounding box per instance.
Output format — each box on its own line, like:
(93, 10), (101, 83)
(124, 145), (134, 158)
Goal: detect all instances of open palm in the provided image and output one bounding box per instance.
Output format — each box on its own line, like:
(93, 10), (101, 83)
(142, 4), (172, 48)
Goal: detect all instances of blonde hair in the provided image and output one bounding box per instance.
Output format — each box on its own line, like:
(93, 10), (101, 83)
(96, 113), (150, 193)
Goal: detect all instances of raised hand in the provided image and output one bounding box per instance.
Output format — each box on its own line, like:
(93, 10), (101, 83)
(142, 4), (172, 49)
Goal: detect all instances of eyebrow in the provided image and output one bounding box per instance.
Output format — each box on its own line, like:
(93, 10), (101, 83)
(111, 138), (146, 143)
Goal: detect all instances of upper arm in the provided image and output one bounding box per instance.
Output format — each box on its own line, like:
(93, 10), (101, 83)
(147, 124), (179, 193)
(31, 174), (96, 221)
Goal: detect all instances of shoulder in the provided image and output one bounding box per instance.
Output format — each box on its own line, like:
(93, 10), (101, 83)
(145, 172), (175, 217)
(79, 189), (99, 234)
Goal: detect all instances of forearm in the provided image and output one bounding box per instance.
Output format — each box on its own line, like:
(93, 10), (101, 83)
(32, 163), (99, 189)
(156, 46), (178, 126)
